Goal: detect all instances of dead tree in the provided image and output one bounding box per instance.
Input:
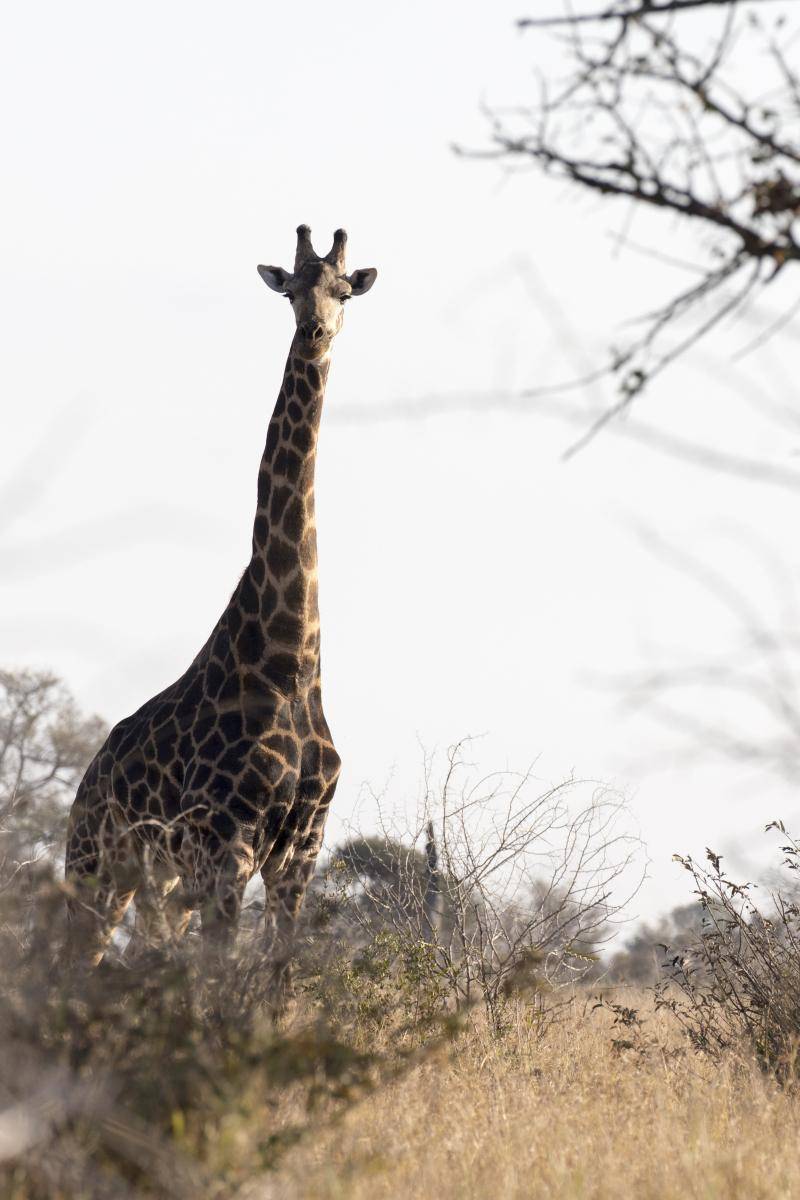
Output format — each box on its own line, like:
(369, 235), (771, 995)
(422, 819), (441, 942)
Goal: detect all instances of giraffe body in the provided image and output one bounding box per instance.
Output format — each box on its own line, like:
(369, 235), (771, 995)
(65, 226), (376, 976)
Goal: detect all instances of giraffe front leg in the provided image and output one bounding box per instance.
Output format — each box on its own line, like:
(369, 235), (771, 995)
(262, 866), (313, 1015)
(197, 854), (249, 963)
(261, 798), (333, 1013)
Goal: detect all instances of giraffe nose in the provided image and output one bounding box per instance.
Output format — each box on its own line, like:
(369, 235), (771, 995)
(299, 321), (325, 343)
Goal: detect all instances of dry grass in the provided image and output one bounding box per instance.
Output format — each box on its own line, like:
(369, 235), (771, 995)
(260, 993), (800, 1200)
(7, 831), (800, 1198)
(3, 899), (800, 1198)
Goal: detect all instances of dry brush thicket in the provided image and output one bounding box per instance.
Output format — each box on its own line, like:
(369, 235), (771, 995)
(3, 670), (800, 1197)
(302, 740), (641, 1035)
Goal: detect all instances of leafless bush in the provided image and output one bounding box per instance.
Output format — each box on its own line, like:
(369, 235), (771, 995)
(659, 822), (800, 1076)
(313, 741), (642, 1034)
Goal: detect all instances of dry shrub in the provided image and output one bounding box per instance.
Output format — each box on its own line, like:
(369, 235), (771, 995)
(312, 741), (642, 1036)
(659, 824), (800, 1077)
(0, 879), (393, 1199)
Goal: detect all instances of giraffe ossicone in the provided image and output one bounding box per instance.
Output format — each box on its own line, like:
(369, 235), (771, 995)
(65, 225), (377, 992)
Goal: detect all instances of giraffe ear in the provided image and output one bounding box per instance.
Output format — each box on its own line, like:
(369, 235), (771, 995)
(346, 268), (377, 296)
(257, 265), (291, 293)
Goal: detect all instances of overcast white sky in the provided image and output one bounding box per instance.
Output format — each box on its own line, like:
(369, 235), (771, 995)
(3, 0), (800, 927)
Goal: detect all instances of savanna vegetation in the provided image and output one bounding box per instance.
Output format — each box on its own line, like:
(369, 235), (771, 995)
(3, 668), (800, 1198)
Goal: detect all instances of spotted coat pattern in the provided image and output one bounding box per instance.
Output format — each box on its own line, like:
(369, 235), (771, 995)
(64, 234), (371, 970)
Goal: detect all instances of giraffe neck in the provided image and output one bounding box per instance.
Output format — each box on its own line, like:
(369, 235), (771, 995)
(231, 334), (332, 694)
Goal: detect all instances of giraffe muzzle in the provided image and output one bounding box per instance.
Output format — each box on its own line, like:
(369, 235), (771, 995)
(298, 321), (325, 343)
(297, 322), (332, 359)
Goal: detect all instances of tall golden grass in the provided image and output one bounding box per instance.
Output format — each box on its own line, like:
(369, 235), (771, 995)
(263, 993), (800, 1200)
(3, 886), (800, 1199)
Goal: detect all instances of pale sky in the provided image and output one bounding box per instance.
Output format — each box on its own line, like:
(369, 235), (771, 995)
(3, 0), (799, 928)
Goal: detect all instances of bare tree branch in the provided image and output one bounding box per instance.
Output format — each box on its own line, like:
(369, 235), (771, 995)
(518, 0), (783, 32)
(465, 0), (800, 441)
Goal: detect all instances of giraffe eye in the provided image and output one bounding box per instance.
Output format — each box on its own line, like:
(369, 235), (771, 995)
(340, 294), (351, 303)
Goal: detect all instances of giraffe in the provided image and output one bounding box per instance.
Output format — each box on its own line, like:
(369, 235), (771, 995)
(65, 224), (377, 990)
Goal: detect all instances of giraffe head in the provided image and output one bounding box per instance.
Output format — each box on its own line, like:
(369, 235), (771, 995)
(257, 225), (377, 360)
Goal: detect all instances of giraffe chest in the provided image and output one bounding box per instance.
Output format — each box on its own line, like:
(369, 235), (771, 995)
(178, 693), (338, 820)
(99, 672), (340, 871)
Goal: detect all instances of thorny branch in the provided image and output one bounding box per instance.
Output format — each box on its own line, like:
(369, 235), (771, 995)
(466, 0), (800, 441)
(517, 0), (783, 32)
